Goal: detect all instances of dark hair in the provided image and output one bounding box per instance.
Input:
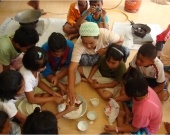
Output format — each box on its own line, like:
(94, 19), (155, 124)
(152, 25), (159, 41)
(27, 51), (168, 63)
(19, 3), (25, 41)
(106, 43), (125, 62)
(138, 43), (157, 60)
(0, 70), (23, 101)
(122, 68), (148, 97)
(89, 0), (103, 5)
(13, 26), (39, 47)
(0, 111), (8, 133)
(48, 32), (66, 52)
(22, 46), (48, 71)
(23, 107), (58, 134)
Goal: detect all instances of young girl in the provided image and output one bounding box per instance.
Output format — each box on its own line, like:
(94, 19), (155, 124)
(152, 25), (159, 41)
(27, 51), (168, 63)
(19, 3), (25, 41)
(0, 70), (26, 126)
(19, 46), (63, 108)
(41, 32), (80, 95)
(77, 43), (127, 100)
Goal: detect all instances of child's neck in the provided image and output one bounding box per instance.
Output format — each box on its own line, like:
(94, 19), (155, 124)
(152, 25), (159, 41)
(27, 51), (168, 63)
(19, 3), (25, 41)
(10, 38), (21, 53)
(134, 93), (148, 101)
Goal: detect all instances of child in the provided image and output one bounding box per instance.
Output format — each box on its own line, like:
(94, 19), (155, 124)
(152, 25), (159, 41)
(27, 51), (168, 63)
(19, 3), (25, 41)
(129, 43), (169, 101)
(77, 44), (126, 100)
(19, 46), (63, 108)
(41, 32), (81, 95)
(0, 70), (26, 126)
(0, 111), (21, 134)
(0, 26), (39, 72)
(67, 22), (129, 105)
(22, 106), (78, 134)
(76, 0), (109, 29)
(104, 68), (162, 134)
(63, 0), (90, 40)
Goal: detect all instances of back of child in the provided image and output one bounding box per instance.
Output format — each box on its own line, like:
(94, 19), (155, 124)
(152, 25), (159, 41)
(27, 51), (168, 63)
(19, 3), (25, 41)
(78, 43), (126, 100)
(0, 26), (39, 72)
(130, 43), (169, 101)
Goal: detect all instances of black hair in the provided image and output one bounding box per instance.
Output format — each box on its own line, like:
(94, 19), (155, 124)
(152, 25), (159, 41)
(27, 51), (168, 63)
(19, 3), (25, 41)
(13, 26), (39, 47)
(0, 70), (23, 101)
(0, 111), (9, 133)
(106, 43), (125, 62)
(23, 107), (58, 134)
(48, 32), (67, 52)
(122, 67), (148, 97)
(22, 46), (48, 71)
(138, 43), (157, 60)
(89, 0), (103, 5)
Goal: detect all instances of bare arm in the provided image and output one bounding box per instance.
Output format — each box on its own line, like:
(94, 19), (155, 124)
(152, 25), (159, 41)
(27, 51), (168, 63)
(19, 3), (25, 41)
(2, 65), (10, 71)
(101, 9), (109, 29)
(67, 62), (79, 105)
(153, 83), (164, 93)
(116, 36), (124, 45)
(88, 64), (99, 80)
(14, 111), (27, 126)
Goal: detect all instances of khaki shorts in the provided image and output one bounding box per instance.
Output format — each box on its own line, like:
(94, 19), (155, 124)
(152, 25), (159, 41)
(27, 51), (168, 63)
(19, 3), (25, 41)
(83, 66), (121, 97)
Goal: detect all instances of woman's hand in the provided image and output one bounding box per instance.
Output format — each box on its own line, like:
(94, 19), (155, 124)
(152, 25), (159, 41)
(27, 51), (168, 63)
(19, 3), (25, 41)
(66, 88), (77, 106)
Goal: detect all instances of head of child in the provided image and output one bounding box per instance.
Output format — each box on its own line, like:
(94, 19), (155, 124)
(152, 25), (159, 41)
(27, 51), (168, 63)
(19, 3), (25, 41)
(13, 26), (39, 53)
(78, 0), (87, 8)
(105, 44), (125, 70)
(79, 22), (99, 50)
(48, 32), (66, 57)
(0, 70), (24, 101)
(22, 107), (58, 134)
(122, 68), (148, 99)
(136, 43), (157, 67)
(90, 0), (103, 14)
(0, 111), (11, 134)
(22, 46), (48, 72)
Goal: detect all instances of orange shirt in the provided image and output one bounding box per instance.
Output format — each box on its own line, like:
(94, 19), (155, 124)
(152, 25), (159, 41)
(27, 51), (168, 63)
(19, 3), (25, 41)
(67, 1), (89, 26)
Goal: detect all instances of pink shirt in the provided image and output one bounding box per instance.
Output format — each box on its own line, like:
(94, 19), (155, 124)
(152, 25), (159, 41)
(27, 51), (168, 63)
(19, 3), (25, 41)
(132, 87), (162, 134)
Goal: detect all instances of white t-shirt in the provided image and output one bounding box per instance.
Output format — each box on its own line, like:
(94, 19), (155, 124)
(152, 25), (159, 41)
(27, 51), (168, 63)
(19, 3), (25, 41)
(19, 66), (39, 92)
(71, 28), (121, 62)
(130, 54), (165, 83)
(0, 99), (17, 118)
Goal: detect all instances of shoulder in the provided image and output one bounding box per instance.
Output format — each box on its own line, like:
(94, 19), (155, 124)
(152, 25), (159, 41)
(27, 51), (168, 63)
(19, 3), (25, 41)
(41, 42), (48, 51)
(66, 40), (74, 48)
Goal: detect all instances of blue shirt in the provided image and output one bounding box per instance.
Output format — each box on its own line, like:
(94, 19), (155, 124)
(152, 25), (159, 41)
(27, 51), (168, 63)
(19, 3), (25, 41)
(41, 40), (74, 77)
(82, 10), (109, 24)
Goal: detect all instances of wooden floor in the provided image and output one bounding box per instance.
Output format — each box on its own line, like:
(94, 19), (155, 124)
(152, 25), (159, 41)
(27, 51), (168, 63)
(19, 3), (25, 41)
(0, 0), (170, 134)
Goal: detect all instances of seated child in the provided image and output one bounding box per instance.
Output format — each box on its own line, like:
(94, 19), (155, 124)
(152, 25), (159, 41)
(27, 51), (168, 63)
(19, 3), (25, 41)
(41, 32), (81, 95)
(19, 46), (63, 111)
(0, 111), (21, 134)
(129, 43), (169, 101)
(22, 106), (78, 134)
(0, 26), (39, 72)
(76, 0), (109, 29)
(77, 44), (126, 100)
(104, 68), (162, 134)
(63, 0), (90, 40)
(0, 70), (26, 126)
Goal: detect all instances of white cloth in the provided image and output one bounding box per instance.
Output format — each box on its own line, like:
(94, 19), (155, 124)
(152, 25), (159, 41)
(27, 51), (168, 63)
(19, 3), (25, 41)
(0, 99), (17, 118)
(71, 28), (120, 62)
(19, 66), (39, 92)
(130, 54), (165, 83)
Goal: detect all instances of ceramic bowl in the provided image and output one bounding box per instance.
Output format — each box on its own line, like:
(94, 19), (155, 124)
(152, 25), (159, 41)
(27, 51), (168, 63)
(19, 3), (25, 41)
(87, 111), (97, 121)
(77, 121), (88, 131)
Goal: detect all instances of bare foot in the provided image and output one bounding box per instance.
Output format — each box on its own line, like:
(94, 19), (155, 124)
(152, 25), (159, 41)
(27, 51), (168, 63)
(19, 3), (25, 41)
(68, 33), (79, 40)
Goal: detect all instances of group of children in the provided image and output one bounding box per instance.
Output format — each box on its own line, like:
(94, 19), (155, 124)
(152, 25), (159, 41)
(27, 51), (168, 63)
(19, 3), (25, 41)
(0, 0), (170, 134)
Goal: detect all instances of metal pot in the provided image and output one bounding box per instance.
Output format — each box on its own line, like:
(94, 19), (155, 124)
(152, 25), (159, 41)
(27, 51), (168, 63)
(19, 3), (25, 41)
(14, 9), (41, 28)
(130, 21), (151, 38)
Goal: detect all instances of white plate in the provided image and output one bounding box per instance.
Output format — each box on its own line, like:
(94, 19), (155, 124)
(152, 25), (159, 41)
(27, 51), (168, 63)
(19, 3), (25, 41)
(58, 94), (87, 119)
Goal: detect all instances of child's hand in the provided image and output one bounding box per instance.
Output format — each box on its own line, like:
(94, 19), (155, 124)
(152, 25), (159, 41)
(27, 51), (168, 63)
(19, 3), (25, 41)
(51, 91), (62, 97)
(101, 9), (107, 20)
(53, 96), (65, 104)
(90, 81), (99, 89)
(86, 6), (95, 15)
(104, 125), (115, 132)
(51, 76), (59, 86)
(87, 78), (93, 84)
(65, 103), (79, 112)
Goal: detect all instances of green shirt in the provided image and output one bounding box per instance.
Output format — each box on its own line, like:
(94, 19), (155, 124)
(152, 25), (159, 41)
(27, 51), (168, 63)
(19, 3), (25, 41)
(96, 55), (126, 82)
(0, 34), (20, 66)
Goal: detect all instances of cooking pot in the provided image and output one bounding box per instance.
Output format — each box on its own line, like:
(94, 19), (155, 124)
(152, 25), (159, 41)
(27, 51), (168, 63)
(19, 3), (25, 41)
(14, 9), (41, 28)
(130, 21), (151, 38)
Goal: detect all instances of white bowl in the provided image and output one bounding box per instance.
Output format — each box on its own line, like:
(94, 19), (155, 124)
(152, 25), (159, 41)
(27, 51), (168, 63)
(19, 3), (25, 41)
(87, 111), (97, 121)
(58, 94), (87, 119)
(90, 98), (99, 107)
(77, 121), (88, 131)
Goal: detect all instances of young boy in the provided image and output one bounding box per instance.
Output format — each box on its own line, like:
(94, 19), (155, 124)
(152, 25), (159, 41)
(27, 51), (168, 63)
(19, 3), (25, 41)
(0, 26), (39, 72)
(67, 22), (130, 105)
(104, 68), (162, 134)
(130, 43), (169, 101)
(63, 0), (90, 40)
(41, 32), (81, 94)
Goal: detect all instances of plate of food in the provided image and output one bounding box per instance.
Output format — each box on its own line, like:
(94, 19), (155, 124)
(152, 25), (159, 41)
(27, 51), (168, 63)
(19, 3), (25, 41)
(58, 94), (87, 119)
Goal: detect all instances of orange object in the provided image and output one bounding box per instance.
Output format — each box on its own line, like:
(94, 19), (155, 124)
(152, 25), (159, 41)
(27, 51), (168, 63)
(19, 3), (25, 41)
(124, 0), (142, 13)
